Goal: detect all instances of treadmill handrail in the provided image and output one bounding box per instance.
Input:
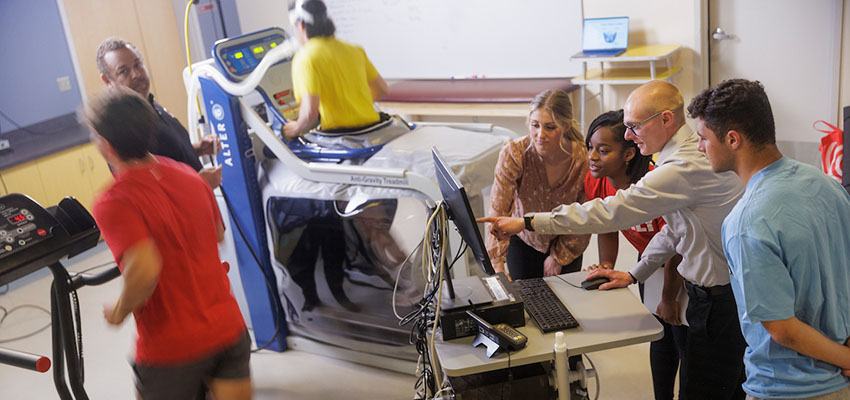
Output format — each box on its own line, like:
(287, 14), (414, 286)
(185, 40), (298, 146)
(184, 37), (443, 201)
(241, 100), (442, 201)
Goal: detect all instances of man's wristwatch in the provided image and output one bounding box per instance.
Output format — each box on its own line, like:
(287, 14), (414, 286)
(523, 216), (534, 231)
(628, 272), (638, 285)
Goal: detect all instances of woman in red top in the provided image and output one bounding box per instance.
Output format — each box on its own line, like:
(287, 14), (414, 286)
(583, 110), (688, 400)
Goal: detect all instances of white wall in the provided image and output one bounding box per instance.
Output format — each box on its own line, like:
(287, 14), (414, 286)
(416, 0), (706, 136)
(582, 0), (704, 122)
(235, 0), (291, 34)
(229, 0), (850, 134)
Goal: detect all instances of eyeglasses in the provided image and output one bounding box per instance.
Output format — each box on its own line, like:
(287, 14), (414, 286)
(624, 110), (666, 134)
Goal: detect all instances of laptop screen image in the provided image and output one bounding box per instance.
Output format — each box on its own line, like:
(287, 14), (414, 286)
(582, 17), (629, 52)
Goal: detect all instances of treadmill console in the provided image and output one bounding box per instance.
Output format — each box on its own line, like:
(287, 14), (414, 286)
(214, 27), (288, 81)
(0, 194), (99, 286)
(0, 194), (56, 260)
(212, 27), (300, 123)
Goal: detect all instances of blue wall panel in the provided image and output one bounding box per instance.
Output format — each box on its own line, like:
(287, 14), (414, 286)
(0, 0), (83, 133)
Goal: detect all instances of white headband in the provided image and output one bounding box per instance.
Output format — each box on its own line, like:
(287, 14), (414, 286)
(289, 0), (314, 27)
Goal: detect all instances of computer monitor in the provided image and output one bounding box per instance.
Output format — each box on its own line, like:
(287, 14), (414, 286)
(580, 17), (629, 56)
(432, 147), (496, 276)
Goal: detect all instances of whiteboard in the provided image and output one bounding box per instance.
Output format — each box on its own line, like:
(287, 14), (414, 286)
(324, 0), (584, 79)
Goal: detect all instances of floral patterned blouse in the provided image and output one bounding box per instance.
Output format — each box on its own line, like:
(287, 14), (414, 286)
(486, 135), (590, 266)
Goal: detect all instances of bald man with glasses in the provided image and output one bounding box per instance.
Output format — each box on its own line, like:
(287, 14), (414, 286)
(481, 80), (747, 399)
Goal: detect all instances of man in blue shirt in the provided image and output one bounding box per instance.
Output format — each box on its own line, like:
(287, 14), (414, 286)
(688, 79), (850, 399)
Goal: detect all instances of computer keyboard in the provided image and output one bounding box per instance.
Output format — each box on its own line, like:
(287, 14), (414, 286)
(513, 278), (579, 332)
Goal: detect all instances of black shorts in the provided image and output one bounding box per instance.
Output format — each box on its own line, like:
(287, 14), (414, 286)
(132, 331), (251, 400)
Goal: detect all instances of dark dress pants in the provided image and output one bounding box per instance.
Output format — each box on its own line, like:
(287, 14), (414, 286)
(639, 277), (690, 400)
(506, 235), (582, 279)
(684, 282), (747, 400)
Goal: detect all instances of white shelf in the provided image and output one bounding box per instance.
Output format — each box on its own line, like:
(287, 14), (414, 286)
(572, 66), (683, 85)
(573, 44), (684, 131)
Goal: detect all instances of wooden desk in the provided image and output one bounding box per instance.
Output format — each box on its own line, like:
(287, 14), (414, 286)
(571, 44), (683, 130)
(378, 78), (579, 118)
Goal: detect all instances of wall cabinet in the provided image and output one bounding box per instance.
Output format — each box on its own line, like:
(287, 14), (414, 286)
(0, 143), (113, 212)
(0, 161), (48, 206)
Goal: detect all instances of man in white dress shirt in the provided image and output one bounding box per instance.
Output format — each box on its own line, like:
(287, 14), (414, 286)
(482, 80), (746, 399)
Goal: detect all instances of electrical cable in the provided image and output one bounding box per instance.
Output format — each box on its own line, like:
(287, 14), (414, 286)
(391, 238), (424, 320)
(0, 109), (67, 136)
(69, 261), (117, 275)
(218, 189), (286, 353)
(410, 203), (450, 399)
(214, 0), (228, 38)
(554, 274), (583, 289)
(585, 353), (600, 400)
(395, 238), (465, 324)
(183, 0), (204, 128)
(0, 304), (52, 344)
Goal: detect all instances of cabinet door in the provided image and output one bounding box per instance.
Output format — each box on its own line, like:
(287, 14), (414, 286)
(1, 161), (49, 206)
(36, 147), (92, 211)
(80, 143), (114, 199)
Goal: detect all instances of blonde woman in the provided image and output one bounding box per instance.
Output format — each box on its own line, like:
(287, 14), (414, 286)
(481, 89), (590, 280)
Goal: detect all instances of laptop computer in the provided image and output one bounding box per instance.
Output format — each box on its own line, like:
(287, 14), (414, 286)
(573, 17), (629, 58)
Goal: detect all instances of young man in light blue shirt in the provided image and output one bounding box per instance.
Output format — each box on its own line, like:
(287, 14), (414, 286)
(689, 79), (850, 400)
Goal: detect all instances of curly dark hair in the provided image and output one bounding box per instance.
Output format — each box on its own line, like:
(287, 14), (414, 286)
(585, 109), (653, 184)
(687, 79), (775, 148)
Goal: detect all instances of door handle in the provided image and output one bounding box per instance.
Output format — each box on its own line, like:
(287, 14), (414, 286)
(712, 27), (734, 41)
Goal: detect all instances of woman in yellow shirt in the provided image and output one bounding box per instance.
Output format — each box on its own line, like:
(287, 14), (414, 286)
(283, 0), (389, 141)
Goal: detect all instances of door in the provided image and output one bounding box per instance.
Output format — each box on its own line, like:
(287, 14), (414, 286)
(709, 0), (843, 165)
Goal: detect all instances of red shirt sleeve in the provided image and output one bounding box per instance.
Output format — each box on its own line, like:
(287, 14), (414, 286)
(93, 192), (151, 268)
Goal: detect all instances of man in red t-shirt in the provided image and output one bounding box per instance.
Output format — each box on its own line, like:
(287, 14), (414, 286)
(87, 87), (251, 400)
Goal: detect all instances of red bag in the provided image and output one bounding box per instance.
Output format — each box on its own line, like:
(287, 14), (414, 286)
(814, 120), (843, 183)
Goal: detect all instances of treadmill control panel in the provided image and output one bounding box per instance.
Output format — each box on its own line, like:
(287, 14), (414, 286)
(0, 194), (56, 259)
(212, 27), (300, 122)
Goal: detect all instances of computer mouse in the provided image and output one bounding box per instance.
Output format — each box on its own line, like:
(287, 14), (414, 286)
(581, 277), (610, 290)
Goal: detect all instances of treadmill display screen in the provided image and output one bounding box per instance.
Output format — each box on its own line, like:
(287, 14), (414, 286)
(7, 213), (25, 224)
(220, 36), (282, 76)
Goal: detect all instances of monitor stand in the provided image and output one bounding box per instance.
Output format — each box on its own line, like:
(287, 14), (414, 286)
(440, 276), (493, 311)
